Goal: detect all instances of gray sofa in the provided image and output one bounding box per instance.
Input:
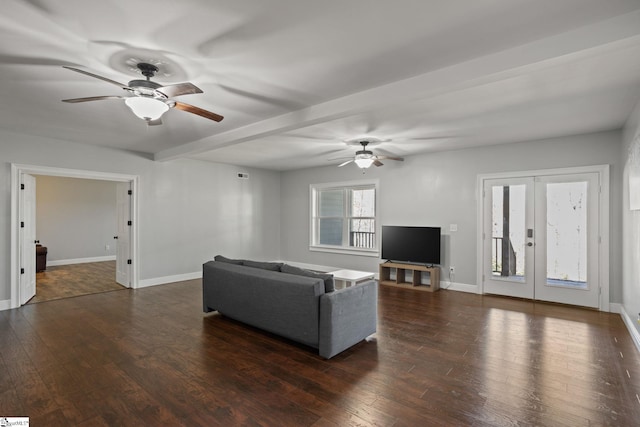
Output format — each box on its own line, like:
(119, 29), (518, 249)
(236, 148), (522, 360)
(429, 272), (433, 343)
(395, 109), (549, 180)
(202, 258), (377, 359)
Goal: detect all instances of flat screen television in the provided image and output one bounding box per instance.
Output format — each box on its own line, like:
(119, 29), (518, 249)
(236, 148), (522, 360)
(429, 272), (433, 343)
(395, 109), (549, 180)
(381, 225), (441, 265)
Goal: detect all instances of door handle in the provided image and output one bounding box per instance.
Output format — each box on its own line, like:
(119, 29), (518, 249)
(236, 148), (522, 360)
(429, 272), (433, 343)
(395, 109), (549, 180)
(527, 242), (533, 247)
(113, 236), (118, 239)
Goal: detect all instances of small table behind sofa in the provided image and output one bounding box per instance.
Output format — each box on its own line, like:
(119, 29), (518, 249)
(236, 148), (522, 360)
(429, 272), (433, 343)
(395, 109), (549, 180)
(329, 269), (375, 288)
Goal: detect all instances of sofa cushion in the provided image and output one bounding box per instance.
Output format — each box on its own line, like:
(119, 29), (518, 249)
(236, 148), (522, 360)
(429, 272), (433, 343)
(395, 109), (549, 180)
(243, 260), (283, 271)
(281, 264), (335, 293)
(214, 255), (244, 265)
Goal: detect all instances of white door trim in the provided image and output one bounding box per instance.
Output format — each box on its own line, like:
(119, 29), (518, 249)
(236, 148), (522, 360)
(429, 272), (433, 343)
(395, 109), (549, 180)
(476, 164), (610, 311)
(10, 163), (140, 309)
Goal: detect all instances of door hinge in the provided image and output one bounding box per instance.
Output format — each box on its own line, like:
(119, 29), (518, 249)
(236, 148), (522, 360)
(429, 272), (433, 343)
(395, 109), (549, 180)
(20, 221), (24, 228)
(128, 190), (132, 195)
(127, 220), (132, 226)
(20, 183), (25, 190)
(127, 259), (132, 265)
(20, 268), (24, 274)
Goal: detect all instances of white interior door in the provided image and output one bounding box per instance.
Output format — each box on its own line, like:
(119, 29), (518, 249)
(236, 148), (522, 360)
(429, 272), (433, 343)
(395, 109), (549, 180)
(482, 172), (601, 309)
(20, 173), (36, 305)
(115, 182), (131, 287)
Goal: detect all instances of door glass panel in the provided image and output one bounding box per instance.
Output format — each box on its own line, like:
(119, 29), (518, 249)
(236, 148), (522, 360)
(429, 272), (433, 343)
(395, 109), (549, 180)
(546, 182), (588, 289)
(491, 185), (526, 281)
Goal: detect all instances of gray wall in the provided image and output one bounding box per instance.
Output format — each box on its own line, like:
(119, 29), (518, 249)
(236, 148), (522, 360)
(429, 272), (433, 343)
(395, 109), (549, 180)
(0, 130), (281, 301)
(35, 176), (117, 262)
(280, 130), (623, 302)
(622, 99), (640, 337)
(0, 127), (625, 307)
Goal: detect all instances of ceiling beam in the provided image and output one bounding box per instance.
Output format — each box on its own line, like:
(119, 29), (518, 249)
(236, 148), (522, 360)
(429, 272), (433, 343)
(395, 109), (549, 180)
(154, 10), (640, 162)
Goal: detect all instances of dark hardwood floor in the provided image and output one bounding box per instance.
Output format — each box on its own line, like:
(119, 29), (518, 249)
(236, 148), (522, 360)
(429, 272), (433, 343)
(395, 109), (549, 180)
(30, 261), (124, 304)
(1, 281), (639, 426)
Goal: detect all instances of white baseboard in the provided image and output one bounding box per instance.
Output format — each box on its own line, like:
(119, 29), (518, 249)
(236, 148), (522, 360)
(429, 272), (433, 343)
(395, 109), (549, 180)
(609, 303), (621, 314)
(48, 255), (116, 267)
(137, 271), (202, 289)
(441, 281), (478, 293)
(0, 299), (11, 312)
(619, 305), (640, 354)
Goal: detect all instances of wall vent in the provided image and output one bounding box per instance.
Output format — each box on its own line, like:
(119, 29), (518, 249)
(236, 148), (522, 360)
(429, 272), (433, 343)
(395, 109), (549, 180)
(237, 172), (250, 179)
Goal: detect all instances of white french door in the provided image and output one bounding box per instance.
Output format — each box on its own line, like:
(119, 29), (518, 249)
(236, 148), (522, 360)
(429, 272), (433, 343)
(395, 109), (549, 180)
(483, 177), (535, 299)
(482, 172), (601, 308)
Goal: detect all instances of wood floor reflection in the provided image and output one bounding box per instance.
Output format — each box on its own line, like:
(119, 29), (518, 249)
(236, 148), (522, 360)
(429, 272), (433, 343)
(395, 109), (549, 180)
(2, 281), (639, 425)
(30, 261), (125, 304)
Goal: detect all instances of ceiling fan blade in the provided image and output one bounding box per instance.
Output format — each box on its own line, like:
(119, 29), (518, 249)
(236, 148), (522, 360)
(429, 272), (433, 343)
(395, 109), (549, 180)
(373, 160), (384, 167)
(63, 66), (130, 90)
(338, 159), (354, 167)
(156, 82), (203, 98)
(62, 95), (124, 103)
(376, 155), (404, 162)
(173, 102), (224, 122)
(1, 54), (79, 67)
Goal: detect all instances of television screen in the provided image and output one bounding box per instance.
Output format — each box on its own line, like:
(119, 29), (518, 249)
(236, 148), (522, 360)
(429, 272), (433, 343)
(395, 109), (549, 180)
(381, 226), (441, 265)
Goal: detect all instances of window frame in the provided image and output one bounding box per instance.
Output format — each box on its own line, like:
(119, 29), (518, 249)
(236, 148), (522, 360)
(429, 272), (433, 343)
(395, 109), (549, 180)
(309, 179), (380, 257)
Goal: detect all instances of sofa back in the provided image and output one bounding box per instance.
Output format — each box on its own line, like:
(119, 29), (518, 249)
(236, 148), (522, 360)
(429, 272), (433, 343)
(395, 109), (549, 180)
(203, 261), (326, 348)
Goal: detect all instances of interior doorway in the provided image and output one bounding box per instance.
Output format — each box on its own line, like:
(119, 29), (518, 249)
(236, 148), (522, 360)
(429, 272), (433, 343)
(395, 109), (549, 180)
(10, 164), (139, 309)
(477, 165), (610, 311)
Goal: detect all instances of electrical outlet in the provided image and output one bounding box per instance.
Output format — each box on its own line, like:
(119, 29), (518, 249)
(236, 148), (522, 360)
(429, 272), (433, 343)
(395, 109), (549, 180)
(449, 266), (455, 274)
(105, 244), (110, 251)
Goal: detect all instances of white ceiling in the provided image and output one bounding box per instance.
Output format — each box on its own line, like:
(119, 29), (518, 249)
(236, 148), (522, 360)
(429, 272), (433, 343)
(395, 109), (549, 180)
(2, 0), (640, 170)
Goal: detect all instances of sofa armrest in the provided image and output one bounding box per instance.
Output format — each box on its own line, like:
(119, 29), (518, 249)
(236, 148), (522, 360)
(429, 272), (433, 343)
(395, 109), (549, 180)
(318, 280), (377, 359)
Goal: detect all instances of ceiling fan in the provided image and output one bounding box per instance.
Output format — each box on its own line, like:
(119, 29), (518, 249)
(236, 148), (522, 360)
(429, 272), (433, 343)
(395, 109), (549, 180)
(61, 63), (223, 125)
(332, 140), (404, 169)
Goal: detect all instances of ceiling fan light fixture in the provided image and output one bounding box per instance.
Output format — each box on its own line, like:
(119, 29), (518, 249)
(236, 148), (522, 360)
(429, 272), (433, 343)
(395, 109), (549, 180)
(125, 96), (169, 121)
(354, 157), (375, 168)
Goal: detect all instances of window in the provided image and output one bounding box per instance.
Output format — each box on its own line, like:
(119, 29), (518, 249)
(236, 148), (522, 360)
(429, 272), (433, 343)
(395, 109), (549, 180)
(310, 180), (378, 256)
